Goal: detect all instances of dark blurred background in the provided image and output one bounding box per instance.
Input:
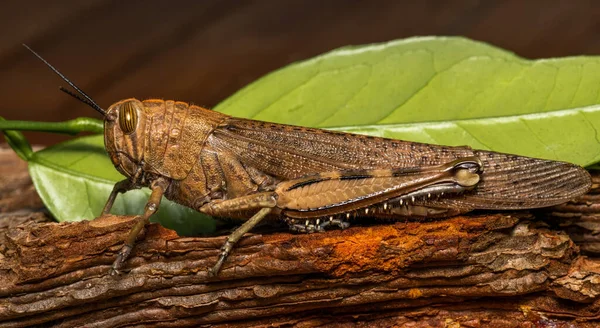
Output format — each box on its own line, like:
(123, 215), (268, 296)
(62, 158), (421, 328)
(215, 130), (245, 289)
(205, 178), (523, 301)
(1, 0), (599, 145)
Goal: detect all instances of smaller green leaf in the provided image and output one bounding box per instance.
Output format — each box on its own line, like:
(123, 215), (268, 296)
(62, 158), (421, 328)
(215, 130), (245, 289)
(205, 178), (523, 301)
(28, 135), (216, 236)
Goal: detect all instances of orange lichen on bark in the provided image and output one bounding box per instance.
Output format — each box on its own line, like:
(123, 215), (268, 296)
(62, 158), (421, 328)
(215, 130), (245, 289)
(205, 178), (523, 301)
(271, 214), (522, 276)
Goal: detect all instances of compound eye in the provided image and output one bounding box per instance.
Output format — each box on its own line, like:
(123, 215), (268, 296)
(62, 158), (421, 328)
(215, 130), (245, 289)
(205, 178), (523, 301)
(118, 101), (138, 134)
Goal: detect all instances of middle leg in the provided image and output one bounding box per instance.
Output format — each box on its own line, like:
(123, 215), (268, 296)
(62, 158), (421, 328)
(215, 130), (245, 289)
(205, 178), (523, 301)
(200, 192), (278, 275)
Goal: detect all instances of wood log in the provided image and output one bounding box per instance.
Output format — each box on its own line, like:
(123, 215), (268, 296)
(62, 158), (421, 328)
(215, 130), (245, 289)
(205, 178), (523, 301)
(1, 146), (600, 327)
(548, 173), (600, 255)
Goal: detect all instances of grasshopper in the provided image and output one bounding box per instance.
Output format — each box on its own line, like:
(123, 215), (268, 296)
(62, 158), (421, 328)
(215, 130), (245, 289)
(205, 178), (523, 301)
(25, 46), (592, 276)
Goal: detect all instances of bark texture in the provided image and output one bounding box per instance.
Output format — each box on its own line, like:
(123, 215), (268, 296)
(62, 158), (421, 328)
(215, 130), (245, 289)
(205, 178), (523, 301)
(1, 146), (600, 327)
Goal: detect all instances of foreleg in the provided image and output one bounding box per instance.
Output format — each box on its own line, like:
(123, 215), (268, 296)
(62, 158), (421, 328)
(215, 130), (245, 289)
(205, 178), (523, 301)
(110, 177), (169, 275)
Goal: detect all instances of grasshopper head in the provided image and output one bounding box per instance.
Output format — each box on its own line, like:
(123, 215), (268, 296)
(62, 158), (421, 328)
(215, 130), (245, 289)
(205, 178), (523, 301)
(104, 98), (148, 179)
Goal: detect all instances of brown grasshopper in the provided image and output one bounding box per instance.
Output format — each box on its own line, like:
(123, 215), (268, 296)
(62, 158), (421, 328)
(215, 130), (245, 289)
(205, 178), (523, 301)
(26, 46), (592, 276)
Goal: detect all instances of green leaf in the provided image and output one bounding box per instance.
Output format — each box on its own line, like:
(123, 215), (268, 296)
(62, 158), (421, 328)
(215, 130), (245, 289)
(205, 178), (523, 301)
(216, 36), (600, 167)
(27, 135), (215, 236)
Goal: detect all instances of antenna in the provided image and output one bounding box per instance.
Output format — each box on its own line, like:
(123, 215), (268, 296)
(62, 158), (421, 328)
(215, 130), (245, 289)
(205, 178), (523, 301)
(22, 44), (106, 116)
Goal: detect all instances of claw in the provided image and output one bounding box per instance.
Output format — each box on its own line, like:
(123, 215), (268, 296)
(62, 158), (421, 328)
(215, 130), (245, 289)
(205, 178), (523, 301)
(110, 244), (132, 275)
(208, 257), (225, 277)
(209, 237), (233, 276)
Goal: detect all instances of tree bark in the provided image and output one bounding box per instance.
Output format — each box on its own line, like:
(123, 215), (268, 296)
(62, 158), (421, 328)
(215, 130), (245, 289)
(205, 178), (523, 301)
(1, 146), (600, 327)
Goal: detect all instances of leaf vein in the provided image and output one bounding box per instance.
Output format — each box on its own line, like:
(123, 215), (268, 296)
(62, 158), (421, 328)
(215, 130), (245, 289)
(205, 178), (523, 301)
(568, 65), (585, 107)
(316, 63), (373, 126)
(579, 110), (600, 162)
(542, 65), (559, 111)
(519, 118), (559, 159)
(454, 123), (493, 150)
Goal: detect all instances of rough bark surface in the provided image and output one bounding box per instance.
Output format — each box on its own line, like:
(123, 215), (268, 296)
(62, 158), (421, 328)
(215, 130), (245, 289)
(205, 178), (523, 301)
(549, 173), (600, 256)
(1, 146), (600, 327)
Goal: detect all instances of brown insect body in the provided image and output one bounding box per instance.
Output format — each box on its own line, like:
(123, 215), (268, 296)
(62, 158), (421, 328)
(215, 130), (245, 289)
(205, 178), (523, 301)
(104, 98), (591, 223)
